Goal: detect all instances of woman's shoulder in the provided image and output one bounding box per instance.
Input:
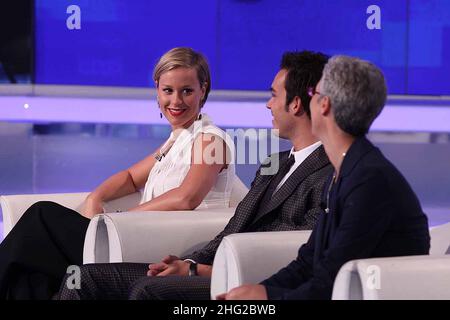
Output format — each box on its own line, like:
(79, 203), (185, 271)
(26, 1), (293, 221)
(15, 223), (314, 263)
(196, 115), (233, 143)
(198, 115), (227, 134)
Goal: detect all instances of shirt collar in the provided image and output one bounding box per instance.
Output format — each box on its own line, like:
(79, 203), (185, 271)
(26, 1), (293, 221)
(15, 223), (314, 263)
(289, 141), (322, 165)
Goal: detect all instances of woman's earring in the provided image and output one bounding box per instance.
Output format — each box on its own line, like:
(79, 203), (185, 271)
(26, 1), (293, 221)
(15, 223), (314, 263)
(157, 97), (162, 119)
(197, 113), (202, 120)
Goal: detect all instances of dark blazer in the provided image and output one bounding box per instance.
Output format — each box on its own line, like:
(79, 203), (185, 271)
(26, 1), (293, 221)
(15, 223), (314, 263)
(262, 137), (430, 300)
(185, 145), (332, 265)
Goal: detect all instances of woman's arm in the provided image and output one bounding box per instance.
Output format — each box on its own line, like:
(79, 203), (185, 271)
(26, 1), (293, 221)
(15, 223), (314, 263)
(128, 133), (229, 212)
(82, 145), (162, 218)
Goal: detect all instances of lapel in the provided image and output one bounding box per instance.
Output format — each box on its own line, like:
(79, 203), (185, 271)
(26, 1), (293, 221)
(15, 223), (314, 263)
(231, 151), (291, 229)
(328, 136), (377, 218)
(251, 145), (330, 225)
(321, 137), (376, 245)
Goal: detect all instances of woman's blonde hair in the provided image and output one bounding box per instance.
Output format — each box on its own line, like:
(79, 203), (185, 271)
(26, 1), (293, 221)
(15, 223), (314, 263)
(153, 47), (211, 107)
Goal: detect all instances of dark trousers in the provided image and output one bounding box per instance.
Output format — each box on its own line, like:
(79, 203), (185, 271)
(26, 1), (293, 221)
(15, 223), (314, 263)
(0, 201), (90, 299)
(57, 263), (211, 300)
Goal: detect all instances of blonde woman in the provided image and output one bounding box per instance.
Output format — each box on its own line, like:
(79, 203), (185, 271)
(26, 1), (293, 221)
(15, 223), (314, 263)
(0, 47), (236, 299)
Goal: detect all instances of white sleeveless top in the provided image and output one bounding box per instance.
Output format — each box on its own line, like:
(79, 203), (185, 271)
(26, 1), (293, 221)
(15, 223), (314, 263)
(140, 113), (236, 209)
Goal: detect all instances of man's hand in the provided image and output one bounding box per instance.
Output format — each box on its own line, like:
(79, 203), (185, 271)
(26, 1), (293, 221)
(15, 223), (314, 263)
(147, 255), (190, 277)
(216, 284), (268, 300)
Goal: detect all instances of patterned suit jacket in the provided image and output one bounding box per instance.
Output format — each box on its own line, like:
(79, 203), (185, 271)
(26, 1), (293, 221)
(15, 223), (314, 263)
(185, 145), (332, 265)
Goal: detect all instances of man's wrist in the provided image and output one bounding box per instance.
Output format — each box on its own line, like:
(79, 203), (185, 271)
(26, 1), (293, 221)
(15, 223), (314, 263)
(183, 259), (198, 276)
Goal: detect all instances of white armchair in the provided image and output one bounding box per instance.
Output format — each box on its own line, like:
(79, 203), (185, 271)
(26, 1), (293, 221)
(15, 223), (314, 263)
(209, 221), (450, 300)
(84, 208), (236, 264)
(332, 221), (450, 300)
(0, 177), (249, 264)
(332, 255), (450, 300)
(210, 230), (312, 299)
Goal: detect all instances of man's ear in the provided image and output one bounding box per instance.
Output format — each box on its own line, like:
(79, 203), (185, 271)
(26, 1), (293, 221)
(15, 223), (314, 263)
(291, 96), (305, 116)
(320, 96), (331, 116)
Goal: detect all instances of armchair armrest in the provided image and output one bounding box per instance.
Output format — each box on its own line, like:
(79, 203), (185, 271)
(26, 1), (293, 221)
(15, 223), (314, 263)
(0, 192), (90, 237)
(210, 230), (312, 299)
(83, 176), (248, 264)
(0, 192), (142, 238)
(332, 255), (450, 300)
(1, 177), (248, 240)
(83, 208), (235, 264)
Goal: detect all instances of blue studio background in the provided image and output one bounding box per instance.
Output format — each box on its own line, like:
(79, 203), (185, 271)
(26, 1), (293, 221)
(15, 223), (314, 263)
(35, 0), (450, 95)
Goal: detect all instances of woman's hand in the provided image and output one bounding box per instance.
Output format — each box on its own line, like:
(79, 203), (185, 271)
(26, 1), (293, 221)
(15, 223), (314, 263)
(80, 194), (104, 219)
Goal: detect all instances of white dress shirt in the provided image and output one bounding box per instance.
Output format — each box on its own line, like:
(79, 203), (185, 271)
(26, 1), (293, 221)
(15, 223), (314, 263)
(140, 113), (236, 209)
(274, 141), (322, 193)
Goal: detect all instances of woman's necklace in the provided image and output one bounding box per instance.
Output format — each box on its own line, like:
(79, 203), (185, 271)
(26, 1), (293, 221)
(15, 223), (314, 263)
(324, 174), (336, 214)
(324, 152), (346, 214)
